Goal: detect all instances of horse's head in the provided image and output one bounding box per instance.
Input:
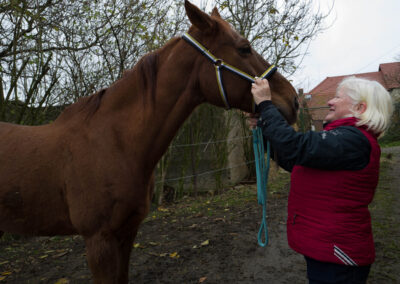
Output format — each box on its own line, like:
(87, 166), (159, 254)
(184, 0), (298, 124)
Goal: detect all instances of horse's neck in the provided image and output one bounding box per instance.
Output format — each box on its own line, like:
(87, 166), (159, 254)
(100, 39), (203, 171)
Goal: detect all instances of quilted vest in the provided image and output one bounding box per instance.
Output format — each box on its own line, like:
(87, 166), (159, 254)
(287, 117), (380, 266)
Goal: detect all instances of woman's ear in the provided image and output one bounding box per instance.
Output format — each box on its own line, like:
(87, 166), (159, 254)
(356, 102), (367, 114)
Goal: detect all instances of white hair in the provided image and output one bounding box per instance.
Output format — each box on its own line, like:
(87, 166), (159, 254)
(338, 76), (394, 137)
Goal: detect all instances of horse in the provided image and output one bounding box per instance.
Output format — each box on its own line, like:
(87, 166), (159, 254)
(0, 1), (298, 283)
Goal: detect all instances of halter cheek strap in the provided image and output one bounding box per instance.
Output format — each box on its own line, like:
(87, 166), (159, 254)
(182, 32), (277, 110)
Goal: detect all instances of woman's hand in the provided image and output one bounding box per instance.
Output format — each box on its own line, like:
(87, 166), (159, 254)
(251, 78), (272, 105)
(245, 112), (259, 130)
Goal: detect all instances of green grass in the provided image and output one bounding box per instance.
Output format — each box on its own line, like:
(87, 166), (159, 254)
(380, 140), (400, 148)
(145, 169), (291, 223)
(368, 156), (400, 282)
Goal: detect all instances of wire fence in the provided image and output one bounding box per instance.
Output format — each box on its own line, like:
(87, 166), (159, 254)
(157, 159), (255, 184)
(169, 135), (252, 148)
(156, 134), (254, 185)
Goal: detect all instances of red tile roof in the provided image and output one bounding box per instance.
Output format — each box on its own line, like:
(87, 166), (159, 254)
(379, 62), (400, 90)
(305, 62), (400, 121)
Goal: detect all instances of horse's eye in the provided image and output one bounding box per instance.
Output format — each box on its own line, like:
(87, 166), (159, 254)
(238, 46), (252, 55)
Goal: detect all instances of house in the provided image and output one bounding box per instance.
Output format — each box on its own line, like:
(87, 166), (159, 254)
(304, 62), (400, 131)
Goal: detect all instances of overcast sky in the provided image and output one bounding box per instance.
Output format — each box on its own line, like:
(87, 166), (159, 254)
(290, 0), (400, 92)
(191, 0), (400, 92)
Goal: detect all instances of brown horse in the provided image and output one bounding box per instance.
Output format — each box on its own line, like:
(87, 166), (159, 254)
(0, 1), (298, 283)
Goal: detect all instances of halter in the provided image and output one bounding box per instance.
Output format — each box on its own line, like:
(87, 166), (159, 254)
(182, 32), (277, 110)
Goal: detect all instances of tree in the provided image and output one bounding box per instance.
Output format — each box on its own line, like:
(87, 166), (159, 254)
(59, 0), (187, 104)
(0, 0), (187, 124)
(213, 0), (332, 75)
(0, 0), (106, 123)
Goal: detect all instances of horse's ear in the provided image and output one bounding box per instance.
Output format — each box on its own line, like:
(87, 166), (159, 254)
(185, 0), (215, 32)
(211, 7), (221, 18)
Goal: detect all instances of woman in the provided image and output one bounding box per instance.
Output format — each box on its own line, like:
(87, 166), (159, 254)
(250, 76), (393, 283)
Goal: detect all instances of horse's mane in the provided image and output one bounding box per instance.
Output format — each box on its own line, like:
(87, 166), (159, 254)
(123, 50), (159, 107)
(56, 39), (181, 123)
(54, 88), (106, 123)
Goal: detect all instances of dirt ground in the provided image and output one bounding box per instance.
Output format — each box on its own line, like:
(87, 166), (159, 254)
(1, 146), (399, 284)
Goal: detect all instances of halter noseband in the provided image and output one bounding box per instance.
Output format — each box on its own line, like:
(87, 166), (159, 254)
(182, 32), (277, 110)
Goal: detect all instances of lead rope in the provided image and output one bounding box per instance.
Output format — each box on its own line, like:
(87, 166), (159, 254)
(252, 127), (270, 247)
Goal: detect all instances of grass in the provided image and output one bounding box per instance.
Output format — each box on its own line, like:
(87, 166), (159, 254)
(368, 154), (400, 283)
(380, 140), (400, 148)
(145, 167), (291, 222)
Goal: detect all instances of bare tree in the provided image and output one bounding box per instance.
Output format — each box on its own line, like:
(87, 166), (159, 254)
(0, 0), (186, 124)
(0, 0), (104, 123)
(213, 0), (333, 75)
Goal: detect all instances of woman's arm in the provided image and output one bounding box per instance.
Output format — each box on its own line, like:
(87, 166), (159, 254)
(257, 101), (371, 172)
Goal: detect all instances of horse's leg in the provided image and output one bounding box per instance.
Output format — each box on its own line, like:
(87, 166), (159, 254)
(118, 180), (154, 282)
(84, 232), (120, 284)
(116, 226), (138, 283)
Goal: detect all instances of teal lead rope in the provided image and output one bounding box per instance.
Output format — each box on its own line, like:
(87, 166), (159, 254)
(252, 127), (270, 247)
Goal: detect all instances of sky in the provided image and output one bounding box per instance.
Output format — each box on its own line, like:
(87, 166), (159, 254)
(290, 0), (400, 92)
(191, 0), (400, 92)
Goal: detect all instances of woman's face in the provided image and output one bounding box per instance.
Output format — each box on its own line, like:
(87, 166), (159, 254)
(325, 89), (355, 123)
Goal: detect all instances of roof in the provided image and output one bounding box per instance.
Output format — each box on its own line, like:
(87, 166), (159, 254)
(379, 62), (400, 89)
(305, 62), (400, 121)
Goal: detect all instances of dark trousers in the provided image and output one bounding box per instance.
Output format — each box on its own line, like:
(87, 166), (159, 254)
(305, 256), (371, 284)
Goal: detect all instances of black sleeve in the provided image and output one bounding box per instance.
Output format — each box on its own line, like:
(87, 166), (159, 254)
(257, 101), (371, 172)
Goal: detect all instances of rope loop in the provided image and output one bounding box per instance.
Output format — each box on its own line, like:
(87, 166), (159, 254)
(252, 127), (270, 247)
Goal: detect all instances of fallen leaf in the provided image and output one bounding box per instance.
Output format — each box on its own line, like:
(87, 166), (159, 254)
(133, 243), (145, 249)
(54, 278), (70, 284)
(169, 252), (180, 258)
(0, 276), (6, 281)
(214, 218), (225, 222)
(199, 276), (207, 283)
(201, 240), (209, 246)
(148, 241), (159, 246)
(0, 261), (9, 265)
(1, 272), (12, 276)
(53, 251), (68, 258)
(159, 253), (168, 257)
(157, 207), (168, 212)
(39, 255), (48, 259)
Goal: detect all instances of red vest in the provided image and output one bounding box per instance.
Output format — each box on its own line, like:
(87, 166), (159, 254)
(287, 118), (380, 266)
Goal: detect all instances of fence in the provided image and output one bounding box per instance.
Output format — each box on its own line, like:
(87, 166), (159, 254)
(153, 105), (257, 204)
